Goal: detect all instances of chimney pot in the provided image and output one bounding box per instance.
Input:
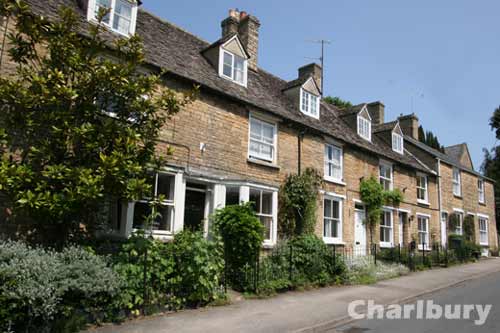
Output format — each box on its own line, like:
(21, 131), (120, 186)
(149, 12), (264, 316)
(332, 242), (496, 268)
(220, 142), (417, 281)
(240, 11), (248, 19)
(238, 13), (261, 71)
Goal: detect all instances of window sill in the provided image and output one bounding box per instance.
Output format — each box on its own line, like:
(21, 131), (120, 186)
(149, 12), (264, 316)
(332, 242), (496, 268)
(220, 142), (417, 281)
(480, 242), (489, 247)
(323, 238), (345, 245)
(453, 194), (462, 199)
(418, 245), (431, 251)
(380, 242), (394, 249)
(417, 200), (430, 206)
(247, 158), (280, 170)
(479, 201), (486, 206)
(262, 242), (276, 249)
(323, 177), (346, 186)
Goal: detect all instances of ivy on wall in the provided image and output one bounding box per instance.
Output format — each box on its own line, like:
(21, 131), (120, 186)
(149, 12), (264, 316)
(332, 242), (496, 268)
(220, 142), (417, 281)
(278, 168), (322, 238)
(359, 176), (404, 244)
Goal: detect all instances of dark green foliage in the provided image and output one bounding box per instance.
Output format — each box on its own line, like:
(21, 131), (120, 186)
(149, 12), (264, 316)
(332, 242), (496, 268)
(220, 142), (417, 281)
(0, 1), (197, 244)
(447, 213), (461, 234)
(0, 241), (124, 333)
(113, 231), (224, 313)
(463, 215), (475, 242)
(257, 235), (346, 295)
(323, 96), (353, 109)
(417, 125), (445, 152)
(359, 177), (404, 243)
(482, 107), (500, 231)
(213, 203), (264, 290)
(448, 235), (481, 261)
(490, 105), (500, 140)
(279, 168), (322, 237)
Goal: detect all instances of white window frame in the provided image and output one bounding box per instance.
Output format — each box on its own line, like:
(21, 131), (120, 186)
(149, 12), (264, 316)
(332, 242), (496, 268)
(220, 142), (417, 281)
(416, 173), (429, 204)
(357, 115), (372, 141)
(323, 195), (343, 244)
(380, 209), (394, 248)
(248, 114), (277, 163)
(87, 0), (138, 36)
(417, 214), (430, 250)
(219, 49), (248, 87)
(478, 215), (489, 246)
(452, 210), (463, 235)
(392, 132), (404, 154)
(243, 185), (278, 246)
(478, 179), (485, 204)
(379, 161), (393, 191)
(452, 167), (461, 197)
(132, 172), (175, 235)
(299, 88), (320, 119)
(324, 144), (343, 183)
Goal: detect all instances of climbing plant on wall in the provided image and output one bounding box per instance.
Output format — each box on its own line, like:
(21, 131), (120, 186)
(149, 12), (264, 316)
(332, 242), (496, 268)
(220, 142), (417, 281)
(359, 176), (404, 244)
(278, 168), (322, 238)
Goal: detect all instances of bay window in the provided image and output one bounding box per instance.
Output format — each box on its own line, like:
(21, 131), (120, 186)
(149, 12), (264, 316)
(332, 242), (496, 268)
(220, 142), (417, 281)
(250, 188), (274, 242)
(132, 173), (175, 233)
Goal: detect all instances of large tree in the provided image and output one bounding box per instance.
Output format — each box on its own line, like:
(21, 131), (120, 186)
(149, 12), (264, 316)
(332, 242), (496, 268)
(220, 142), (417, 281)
(481, 105), (500, 232)
(0, 1), (196, 243)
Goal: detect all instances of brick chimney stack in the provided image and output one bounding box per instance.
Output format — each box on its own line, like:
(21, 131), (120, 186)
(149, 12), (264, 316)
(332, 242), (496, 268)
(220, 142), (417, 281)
(367, 101), (385, 125)
(221, 9), (261, 72)
(298, 63), (322, 94)
(398, 113), (420, 139)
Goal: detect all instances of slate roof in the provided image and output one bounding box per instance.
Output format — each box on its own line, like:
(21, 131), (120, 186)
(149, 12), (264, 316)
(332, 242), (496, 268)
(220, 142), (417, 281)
(444, 143), (474, 169)
(404, 136), (490, 180)
(24, 0), (432, 174)
(373, 121), (397, 133)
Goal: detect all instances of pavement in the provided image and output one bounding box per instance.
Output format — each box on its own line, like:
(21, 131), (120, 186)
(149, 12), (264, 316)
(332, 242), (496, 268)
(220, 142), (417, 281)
(86, 258), (500, 333)
(335, 269), (500, 333)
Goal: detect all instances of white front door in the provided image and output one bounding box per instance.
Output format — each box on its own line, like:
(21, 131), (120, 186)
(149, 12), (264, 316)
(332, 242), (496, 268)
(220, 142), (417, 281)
(354, 204), (367, 255)
(441, 212), (448, 246)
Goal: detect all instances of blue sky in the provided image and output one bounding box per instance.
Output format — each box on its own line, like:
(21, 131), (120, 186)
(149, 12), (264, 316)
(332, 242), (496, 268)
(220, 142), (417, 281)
(142, 0), (500, 169)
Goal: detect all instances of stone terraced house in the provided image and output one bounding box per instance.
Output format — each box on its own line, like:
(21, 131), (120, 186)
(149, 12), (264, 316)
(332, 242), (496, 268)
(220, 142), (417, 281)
(1, 0), (497, 254)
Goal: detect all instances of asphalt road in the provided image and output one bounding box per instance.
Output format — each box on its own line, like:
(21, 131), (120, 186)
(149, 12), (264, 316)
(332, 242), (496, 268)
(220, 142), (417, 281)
(334, 270), (500, 333)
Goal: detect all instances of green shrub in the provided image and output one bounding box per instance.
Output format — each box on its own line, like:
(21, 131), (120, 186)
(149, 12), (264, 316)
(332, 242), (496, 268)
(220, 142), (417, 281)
(213, 203), (264, 291)
(0, 241), (123, 333)
(113, 231), (224, 313)
(256, 236), (346, 295)
(169, 231), (224, 307)
(113, 233), (175, 314)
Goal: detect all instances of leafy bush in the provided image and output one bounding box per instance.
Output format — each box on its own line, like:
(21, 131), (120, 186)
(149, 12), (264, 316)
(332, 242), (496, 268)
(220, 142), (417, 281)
(113, 231), (224, 313)
(213, 203), (263, 291)
(169, 231), (224, 307)
(0, 241), (123, 333)
(256, 236), (346, 295)
(278, 168), (322, 237)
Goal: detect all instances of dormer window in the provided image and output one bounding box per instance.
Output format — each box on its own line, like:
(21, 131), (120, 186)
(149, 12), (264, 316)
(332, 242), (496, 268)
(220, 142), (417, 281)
(300, 89), (320, 119)
(357, 115), (371, 141)
(221, 50), (247, 85)
(392, 132), (404, 154)
(88, 0), (138, 36)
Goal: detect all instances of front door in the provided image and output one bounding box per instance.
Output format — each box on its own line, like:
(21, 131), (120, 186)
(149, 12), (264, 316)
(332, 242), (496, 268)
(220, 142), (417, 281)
(398, 212), (405, 246)
(354, 204), (367, 255)
(184, 183), (207, 232)
(441, 212), (448, 246)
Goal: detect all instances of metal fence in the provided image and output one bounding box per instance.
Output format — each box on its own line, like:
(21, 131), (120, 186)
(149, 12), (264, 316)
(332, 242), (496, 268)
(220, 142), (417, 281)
(223, 239), (481, 293)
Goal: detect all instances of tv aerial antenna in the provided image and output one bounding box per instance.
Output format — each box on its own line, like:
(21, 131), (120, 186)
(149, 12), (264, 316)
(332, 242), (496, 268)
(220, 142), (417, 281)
(305, 39), (331, 96)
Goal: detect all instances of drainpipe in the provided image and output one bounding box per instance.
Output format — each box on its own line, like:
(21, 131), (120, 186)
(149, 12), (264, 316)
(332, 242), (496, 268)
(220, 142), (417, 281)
(437, 159), (444, 246)
(297, 130), (305, 175)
